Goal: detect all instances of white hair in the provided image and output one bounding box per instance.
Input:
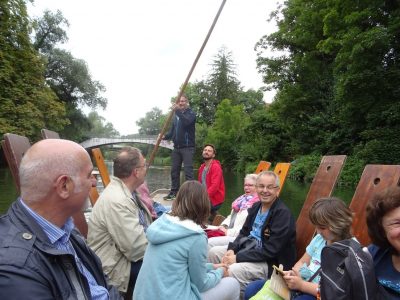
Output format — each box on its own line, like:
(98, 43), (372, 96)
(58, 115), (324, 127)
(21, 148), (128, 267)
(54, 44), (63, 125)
(244, 173), (258, 183)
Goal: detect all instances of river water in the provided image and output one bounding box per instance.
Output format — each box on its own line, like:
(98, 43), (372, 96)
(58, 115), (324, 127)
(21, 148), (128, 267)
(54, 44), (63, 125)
(0, 165), (355, 217)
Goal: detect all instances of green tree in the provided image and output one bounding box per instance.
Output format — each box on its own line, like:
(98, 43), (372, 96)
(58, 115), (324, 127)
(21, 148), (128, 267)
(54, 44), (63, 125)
(236, 107), (289, 171)
(206, 99), (249, 169)
(32, 9), (107, 141)
(85, 111), (119, 138)
(136, 107), (165, 135)
(236, 89), (265, 115)
(33, 10), (69, 53)
(189, 47), (247, 124)
(207, 47), (241, 104)
(0, 0), (67, 140)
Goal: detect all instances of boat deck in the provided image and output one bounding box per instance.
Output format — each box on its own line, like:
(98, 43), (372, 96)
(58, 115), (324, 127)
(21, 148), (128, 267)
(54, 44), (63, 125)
(151, 188), (174, 206)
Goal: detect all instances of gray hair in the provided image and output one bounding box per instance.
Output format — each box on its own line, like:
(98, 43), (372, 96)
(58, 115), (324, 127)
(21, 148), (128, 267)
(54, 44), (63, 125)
(256, 171), (280, 187)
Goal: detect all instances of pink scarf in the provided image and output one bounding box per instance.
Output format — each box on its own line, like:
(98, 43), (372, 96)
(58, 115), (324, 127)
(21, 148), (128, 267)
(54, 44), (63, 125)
(231, 193), (259, 212)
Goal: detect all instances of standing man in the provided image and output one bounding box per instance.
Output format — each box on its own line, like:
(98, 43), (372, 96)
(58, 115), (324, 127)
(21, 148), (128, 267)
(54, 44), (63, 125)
(198, 144), (225, 221)
(208, 171), (296, 291)
(0, 139), (120, 299)
(163, 94), (196, 200)
(87, 147), (152, 299)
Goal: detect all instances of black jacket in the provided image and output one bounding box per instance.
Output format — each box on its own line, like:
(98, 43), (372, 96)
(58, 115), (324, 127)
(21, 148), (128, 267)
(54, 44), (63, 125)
(164, 108), (196, 148)
(0, 200), (121, 300)
(228, 199), (296, 274)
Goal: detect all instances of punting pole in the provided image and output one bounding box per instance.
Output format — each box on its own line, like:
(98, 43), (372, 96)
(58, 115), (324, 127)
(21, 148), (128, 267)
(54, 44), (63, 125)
(147, 0), (227, 167)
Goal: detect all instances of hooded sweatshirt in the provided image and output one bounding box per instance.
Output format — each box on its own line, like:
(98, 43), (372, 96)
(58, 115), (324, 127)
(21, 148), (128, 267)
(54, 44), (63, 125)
(134, 214), (223, 300)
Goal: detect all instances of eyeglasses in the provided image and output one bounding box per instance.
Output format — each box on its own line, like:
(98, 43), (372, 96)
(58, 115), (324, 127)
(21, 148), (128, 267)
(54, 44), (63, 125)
(136, 162), (149, 169)
(256, 184), (279, 191)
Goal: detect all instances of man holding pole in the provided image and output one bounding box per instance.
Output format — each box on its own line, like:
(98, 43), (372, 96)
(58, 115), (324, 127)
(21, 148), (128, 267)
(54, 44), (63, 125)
(163, 94), (196, 200)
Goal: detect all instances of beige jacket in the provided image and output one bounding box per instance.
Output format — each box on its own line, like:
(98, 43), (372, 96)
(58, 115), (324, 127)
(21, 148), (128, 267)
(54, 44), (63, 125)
(87, 176), (152, 292)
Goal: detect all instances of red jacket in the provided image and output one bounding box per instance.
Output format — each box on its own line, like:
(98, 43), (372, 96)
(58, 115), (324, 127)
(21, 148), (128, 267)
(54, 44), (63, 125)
(198, 159), (225, 207)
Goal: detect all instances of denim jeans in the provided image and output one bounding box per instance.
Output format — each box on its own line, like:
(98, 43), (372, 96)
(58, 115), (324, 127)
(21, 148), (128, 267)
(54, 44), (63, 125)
(170, 147), (194, 193)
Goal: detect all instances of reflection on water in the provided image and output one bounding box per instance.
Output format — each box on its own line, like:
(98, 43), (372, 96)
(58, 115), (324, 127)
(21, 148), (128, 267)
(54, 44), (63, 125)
(0, 165), (355, 218)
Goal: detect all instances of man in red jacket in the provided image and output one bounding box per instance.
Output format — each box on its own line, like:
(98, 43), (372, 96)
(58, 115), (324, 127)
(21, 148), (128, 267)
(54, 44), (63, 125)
(198, 144), (225, 222)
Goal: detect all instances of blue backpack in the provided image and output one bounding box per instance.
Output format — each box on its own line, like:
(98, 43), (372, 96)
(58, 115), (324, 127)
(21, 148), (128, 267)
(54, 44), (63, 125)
(320, 239), (382, 300)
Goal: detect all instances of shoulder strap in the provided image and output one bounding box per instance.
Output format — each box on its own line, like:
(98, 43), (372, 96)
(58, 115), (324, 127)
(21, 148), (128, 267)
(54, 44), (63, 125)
(308, 266), (321, 282)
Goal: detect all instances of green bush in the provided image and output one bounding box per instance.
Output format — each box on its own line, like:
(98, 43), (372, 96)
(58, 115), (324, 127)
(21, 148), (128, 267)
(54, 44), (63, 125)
(337, 156), (365, 186)
(289, 153), (322, 182)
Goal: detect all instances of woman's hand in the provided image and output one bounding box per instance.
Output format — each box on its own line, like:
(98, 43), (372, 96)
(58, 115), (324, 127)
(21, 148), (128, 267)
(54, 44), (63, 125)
(222, 250), (236, 265)
(218, 226), (227, 234)
(213, 263), (230, 277)
(283, 269), (304, 291)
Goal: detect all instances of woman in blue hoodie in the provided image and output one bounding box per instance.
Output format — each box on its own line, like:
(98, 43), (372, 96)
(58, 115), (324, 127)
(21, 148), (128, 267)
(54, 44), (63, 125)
(134, 181), (240, 300)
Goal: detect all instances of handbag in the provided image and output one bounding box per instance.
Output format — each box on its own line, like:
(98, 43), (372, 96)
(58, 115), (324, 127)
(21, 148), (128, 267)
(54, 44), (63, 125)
(204, 228), (226, 238)
(269, 265), (290, 300)
(251, 264), (322, 300)
(250, 280), (285, 300)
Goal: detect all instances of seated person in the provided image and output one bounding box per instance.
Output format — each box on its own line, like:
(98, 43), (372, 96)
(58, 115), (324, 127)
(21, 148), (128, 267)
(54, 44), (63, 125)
(137, 182), (169, 219)
(208, 174), (259, 247)
(0, 139), (120, 299)
(134, 181), (240, 300)
(366, 186), (400, 299)
(208, 171), (296, 291)
(87, 147), (152, 299)
(245, 197), (353, 300)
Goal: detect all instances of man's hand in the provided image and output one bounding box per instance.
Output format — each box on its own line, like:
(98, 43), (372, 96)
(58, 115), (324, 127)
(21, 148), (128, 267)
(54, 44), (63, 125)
(222, 251), (236, 265)
(171, 103), (179, 111)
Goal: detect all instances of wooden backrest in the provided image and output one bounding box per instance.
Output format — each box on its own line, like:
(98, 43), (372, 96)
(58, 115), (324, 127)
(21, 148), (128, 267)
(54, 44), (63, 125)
(91, 148), (110, 187)
(40, 130), (89, 238)
(2, 133), (31, 192)
(211, 214), (226, 226)
(295, 155), (347, 259)
(41, 129), (60, 139)
(255, 161), (271, 174)
(350, 164), (400, 246)
(273, 163), (291, 196)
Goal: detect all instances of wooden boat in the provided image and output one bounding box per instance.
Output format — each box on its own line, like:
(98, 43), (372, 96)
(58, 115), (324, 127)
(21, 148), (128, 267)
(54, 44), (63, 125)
(2, 131), (400, 257)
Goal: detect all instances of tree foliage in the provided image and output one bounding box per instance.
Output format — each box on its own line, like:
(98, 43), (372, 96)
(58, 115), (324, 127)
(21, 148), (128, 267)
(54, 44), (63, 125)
(0, 0), (67, 141)
(136, 107), (165, 135)
(85, 111), (119, 138)
(204, 99), (249, 169)
(139, 1), (400, 183)
(32, 9), (107, 141)
(253, 0), (400, 167)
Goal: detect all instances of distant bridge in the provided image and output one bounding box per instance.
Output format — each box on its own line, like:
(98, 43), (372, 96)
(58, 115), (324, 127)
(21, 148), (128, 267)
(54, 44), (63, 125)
(80, 136), (174, 150)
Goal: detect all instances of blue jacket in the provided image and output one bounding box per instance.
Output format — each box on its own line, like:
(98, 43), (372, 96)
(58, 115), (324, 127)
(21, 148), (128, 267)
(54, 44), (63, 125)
(164, 108), (196, 148)
(134, 214), (223, 300)
(228, 199), (296, 275)
(368, 244), (400, 299)
(0, 200), (121, 300)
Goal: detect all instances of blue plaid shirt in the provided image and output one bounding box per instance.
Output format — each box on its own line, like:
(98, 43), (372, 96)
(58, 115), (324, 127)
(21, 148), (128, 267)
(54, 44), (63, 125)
(20, 199), (109, 300)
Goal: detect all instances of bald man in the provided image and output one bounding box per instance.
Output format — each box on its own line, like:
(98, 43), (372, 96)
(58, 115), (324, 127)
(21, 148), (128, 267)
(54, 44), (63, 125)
(0, 139), (121, 300)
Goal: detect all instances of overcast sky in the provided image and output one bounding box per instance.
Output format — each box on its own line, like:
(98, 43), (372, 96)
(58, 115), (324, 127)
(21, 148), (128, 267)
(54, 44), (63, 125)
(28, 0), (282, 135)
